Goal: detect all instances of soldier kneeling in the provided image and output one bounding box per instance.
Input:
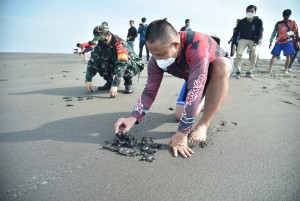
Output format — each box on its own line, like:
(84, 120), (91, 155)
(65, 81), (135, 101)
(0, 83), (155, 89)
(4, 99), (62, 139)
(85, 24), (144, 98)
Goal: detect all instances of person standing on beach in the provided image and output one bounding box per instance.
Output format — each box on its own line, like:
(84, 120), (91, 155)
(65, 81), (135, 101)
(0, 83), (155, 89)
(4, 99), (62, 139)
(85, 24), (144, 97)
(232, 5), (263, 78)
(228, 19), (241, 57)
(75, 42), (95, 61)
(114, 20), (233, 158)
(138, 17), (150, 61)
(269, 9), (299, 74)
(127, 20), (138, 51)
(288, 42), (300, 71)
(180, 19), (192, 31)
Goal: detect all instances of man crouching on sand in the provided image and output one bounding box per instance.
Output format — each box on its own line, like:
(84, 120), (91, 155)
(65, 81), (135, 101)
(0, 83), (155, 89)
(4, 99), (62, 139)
(85, 24), (144, 97)
(114, 20), (233, 158)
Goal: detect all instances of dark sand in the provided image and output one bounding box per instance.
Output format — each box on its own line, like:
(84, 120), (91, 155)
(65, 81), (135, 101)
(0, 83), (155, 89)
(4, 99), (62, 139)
(0, 53), (299, 201)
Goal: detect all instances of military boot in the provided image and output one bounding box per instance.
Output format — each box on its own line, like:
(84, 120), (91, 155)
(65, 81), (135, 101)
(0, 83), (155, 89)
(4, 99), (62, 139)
(98, 82), (111, 91)
(98, 76), (112, 91)
(124, 78), (134, 94)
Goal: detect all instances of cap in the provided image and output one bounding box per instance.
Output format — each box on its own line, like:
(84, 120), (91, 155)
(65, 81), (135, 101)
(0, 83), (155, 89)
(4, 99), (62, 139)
(93, 24), (109, 41)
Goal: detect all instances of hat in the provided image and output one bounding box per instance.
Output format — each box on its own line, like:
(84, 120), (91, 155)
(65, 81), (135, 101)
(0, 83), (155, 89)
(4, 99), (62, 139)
(93, 24), (109, 41)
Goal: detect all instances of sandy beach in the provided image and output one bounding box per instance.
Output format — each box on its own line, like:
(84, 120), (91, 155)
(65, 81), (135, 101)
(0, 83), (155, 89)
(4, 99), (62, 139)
(0, 52), (299, 201)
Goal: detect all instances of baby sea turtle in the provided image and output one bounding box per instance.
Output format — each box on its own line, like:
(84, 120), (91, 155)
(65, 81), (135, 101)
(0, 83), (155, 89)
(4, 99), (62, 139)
(141, 155), (155, 162)
(62, 96), (72, 99)
(101, 133), (162, 162)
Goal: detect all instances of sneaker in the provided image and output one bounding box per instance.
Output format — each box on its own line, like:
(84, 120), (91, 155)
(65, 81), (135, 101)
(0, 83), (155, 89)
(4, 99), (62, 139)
(236, 72), (241, 79)
(288, 68), (292, 72)
(98, 83), (111, 90)
(125, 85), (134, 94)
(246, 72), (253, 78)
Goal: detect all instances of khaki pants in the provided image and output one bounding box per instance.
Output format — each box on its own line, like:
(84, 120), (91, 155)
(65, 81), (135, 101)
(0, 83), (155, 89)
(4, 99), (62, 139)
(235, 39), (257, 73)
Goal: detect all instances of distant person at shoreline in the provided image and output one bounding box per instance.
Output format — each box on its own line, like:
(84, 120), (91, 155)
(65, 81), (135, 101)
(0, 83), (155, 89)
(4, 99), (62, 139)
(114, 20), (233, 158)
(180, 19), (192, 31)
(127, 20), (138, 51)
(269, 9), (299, 74)
(232, 5), (263, 79)
(138, 17), (150, 61)
(75, 41), (95, 61)
(84, 24), (144, 97)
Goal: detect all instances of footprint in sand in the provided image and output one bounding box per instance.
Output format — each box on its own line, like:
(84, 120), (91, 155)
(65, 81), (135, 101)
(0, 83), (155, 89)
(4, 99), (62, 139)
(211, 120), (238, 133)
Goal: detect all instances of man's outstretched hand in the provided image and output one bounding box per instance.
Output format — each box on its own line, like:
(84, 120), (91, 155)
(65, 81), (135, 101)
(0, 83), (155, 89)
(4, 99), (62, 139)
(167, 132), (194, 158)
(114, 117), (137, 134)
(85, 82), (94, 92)
(110, 86), (118, 98)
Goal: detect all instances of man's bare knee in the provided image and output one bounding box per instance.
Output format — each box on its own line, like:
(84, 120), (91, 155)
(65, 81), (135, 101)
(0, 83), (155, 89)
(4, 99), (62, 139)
(211, 58), (232, 78)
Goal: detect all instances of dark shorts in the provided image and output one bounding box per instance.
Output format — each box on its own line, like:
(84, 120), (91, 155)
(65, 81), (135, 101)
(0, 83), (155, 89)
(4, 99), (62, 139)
(271, 41), (295, 56)
(84, 47), (94, 53)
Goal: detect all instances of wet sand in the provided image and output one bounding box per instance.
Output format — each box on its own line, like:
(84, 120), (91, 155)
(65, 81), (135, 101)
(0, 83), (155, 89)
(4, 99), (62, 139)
(0, 53), (299, 200)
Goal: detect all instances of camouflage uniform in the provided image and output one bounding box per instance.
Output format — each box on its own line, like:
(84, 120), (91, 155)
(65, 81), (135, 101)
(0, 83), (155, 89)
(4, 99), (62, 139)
(85, 34), (144, 88)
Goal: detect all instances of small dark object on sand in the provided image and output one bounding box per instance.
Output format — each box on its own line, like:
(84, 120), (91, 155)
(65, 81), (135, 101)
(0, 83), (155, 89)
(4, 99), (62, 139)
(66, 104), (74, 107)
(262, 86), (267, 89)
(65, 99), (73, 102)
(101, 133), (161, 162)
(86, 97), (93, 100)
(62, 96), (72, 100)
(220, 120), (227, 126)
(130, 150), (141, 156)
(141, 155), (155, 162)
(199, 142), (207, 148)
(168, 107), (175, 111)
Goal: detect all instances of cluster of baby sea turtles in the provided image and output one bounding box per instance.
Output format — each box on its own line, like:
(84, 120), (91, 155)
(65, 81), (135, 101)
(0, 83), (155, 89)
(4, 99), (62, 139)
(62, 96), (93, 107)
(102, 133), (162, 162)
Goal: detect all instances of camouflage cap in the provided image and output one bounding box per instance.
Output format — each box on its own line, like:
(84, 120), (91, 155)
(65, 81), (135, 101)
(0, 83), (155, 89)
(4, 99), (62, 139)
(93, 24), (109, 41)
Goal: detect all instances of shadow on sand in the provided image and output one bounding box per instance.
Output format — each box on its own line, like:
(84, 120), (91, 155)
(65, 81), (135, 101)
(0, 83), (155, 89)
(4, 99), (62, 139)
(0, 112), (178, 146)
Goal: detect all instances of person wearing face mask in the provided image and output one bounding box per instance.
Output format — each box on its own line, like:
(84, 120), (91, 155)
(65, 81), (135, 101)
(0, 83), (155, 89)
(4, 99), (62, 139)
(232, 5), (263, 79)
(84, 24), (144, 97)
(269, 9), (299, 74)
(114, 20), (233, 158)
(180, 19), (192, 31)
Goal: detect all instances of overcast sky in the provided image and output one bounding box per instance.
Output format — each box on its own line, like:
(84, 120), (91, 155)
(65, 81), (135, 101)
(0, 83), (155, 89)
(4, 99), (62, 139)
(0, 0), (299, 58)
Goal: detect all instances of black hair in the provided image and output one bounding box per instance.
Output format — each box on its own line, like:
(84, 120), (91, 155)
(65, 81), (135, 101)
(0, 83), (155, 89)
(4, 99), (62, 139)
(76, 43), (80, 47)
(185, 19), (190, 23)
(129, 20), (134, 23)
(246, 5), (257, 12)
(163, 18), (168, 21)
(283, 9), (291, 16)
(142, 17), (146, 23)
(145, 20), (178, 44)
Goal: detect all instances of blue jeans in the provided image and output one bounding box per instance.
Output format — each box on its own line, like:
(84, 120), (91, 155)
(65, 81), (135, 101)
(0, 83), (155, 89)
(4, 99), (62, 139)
(127, 41), (134, 51)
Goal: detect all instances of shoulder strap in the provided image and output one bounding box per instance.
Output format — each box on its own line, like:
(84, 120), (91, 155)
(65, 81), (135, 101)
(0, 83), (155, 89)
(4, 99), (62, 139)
(283, 20), (292, 31)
